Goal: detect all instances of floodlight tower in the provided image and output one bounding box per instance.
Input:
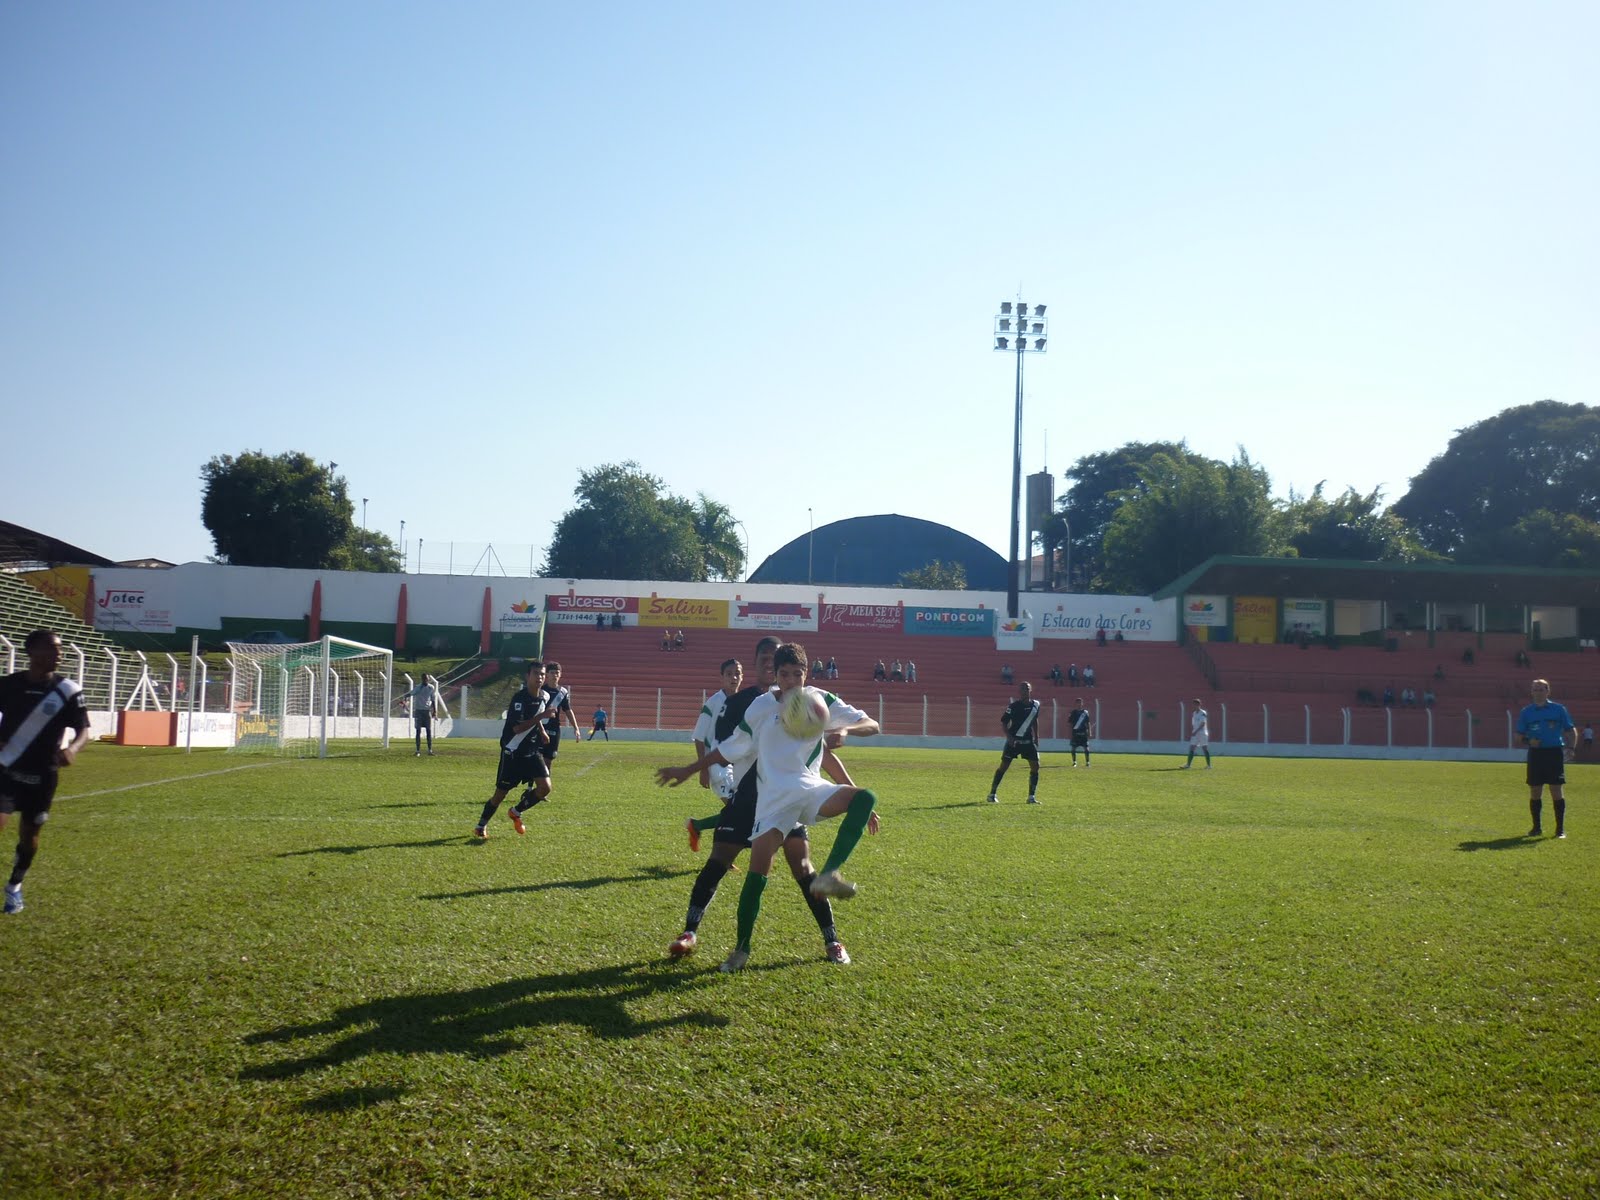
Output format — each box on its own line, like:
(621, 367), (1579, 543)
(995, 300), (1047, 618)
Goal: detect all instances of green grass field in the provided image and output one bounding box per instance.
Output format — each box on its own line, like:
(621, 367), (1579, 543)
(3, 741), (1596, 1198)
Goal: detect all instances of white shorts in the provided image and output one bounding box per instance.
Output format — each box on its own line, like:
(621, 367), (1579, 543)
(1189, 732), (1210, 748)
(750, 775), (843, 841)
(708, 763), (735, 801)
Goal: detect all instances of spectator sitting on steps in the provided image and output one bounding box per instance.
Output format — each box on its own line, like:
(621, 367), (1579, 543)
(873, 660), (887, 682)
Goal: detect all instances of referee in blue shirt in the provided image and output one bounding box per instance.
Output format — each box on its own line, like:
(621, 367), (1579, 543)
(1517, 678), (1575, 839)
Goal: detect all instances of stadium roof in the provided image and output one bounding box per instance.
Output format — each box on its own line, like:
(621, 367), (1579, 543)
(1153, 555), (1600, 607)
(0, 519), (114, 568)
(749, 514), (1008, 589)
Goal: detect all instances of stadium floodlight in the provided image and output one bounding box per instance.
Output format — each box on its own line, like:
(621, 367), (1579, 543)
(994, 298), (1048, 620)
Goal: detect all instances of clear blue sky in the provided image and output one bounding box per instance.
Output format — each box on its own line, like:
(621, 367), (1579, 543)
(3, 1), (1594, 576)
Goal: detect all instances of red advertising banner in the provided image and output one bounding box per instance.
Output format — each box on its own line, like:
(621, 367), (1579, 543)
(545, 594), (641, 626)
(820, 602), (903, 632)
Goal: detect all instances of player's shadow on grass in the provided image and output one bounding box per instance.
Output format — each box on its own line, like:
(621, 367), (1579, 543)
(421, 863), (692, 901)
(1457, 835), (1542, 852)
(241, 960), (728, 1104)
(279, 836), (465, 857)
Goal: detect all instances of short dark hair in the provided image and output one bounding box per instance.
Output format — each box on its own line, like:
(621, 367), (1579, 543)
(774, 642), (808, 671)
(720, 658), (741, 674)
(754, 635), (781, 660)
(545, 662), (561, 673)
(24, 629), (57, 652)
(525, 660), (545, 676)
(1019, 681), (1031, 695)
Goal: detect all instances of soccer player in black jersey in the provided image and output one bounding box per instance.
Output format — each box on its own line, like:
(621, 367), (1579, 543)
(472, 662), (551, 838)
(662, 635), (873, 965)
(988, 680), (1042, 804)
(0, 630), (92, 914)
(1067, 697), (1093, 767)
(538, 663), (584, 771)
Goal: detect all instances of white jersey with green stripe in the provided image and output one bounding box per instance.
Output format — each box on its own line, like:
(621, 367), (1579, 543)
(715, 686), (870, 793)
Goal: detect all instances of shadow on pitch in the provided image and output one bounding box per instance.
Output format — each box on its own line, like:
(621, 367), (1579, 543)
(1457, 835), (1542, 852)
(241, 960), (729, 1106)
(279, 836), (465, 857)
(421, 863), (692, 901)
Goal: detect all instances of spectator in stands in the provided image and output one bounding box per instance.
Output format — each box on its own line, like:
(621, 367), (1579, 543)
(1584, 722), (1595, 757)
(1114, 630), (1125, 643)
(1001, 663), (1014, 684)
(873, 660), (887, 682)
(1096, 628), (1107, 647)
(1462, 647), (1475, 665)
(811, 659), (824, 680)
(1433, 664), (1446, 681)
(1083, 664), (1097, 687)
(661, 632), (672, 652)
(826, 656), (838, 680)
(1049, 664), (1063, 686)
(1067, 663), (1079, 686)
(611, 612), (622, 629)
(1401, 686), (1416, 707)
(1515, 648), (1531, 668)
(1382, 684), (1395, 706)
(906, 660), (917, 683)
(1423, 686), (1436, 707)
(674, 629), (686, 651)
(890, 660), (904, 683)
(596, 613), (605, 630)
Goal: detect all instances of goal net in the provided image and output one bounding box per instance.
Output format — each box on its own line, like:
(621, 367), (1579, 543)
(226, 636), (393, 756)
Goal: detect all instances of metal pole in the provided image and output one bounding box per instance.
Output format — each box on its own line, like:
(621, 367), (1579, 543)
(1008, 341), (1024, 619)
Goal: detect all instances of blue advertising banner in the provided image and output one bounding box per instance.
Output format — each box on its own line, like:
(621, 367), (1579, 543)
(904, 606), (995, 637)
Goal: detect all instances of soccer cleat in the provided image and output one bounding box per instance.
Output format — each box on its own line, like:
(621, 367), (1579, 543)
(810, 869), (857, 900)
(1528, 826), (1542, 838)
(1556, 829), (1567, 839)
(415, 750), (421, 757)
(987, 794), (999, 804)
(1070, 761), (1079, 768)
(3, 887), (21, 915)
(719, 949), (749, 974)
(685, 817), (701, 853)
(825, 941), (851, 965)
(472, 826), (488, 840)
(668, 931), (697, 958)
(508, 807), (526, 836)
(1027, 795), (1039, 805)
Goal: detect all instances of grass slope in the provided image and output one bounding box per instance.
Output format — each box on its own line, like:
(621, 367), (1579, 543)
(2, 742), (1596, 1198)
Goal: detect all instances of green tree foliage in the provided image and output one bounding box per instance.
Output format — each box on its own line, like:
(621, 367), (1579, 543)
(333, 528), (404, 573)
(1476, 510), (1600, 569)
(542, 463), (742, 581)
(200, 451), (356, 569)
(1391, 401), (1600, 563)
(687, 494), (746, 581)
(898, 560), (968, 590)
(1043, 441), (1199, 590)
(1284, 485), (1439, 563)
(1101, 450), (1288, 593)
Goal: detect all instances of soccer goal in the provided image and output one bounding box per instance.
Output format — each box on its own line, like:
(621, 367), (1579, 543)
(226, 636), (393, 756)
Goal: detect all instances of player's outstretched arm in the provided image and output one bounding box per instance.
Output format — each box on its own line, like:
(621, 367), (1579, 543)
(656, 747), (731, 787)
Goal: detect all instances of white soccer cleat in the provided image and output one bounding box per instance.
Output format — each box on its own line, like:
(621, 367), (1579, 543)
(719, 949), (749, 973)
(810, 869), (858, 900)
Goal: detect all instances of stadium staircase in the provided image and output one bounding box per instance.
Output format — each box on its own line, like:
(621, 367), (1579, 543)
(0, 572), (127, 708)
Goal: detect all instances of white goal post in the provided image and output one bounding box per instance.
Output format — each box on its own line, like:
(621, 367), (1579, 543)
(225, 635), (393, 756)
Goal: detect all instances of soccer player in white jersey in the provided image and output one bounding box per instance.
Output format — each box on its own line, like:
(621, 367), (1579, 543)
(1184, 699), (1212, 769)
(691, 659), (745, 821)
(657, 641), (879, 973)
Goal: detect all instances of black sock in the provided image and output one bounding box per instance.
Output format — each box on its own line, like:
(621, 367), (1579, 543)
(1530, 799), (1542, 829)
(1028, 769), (1039, 795)
(685, 858), (731, 933)
(796, 871), (837, 943)
(476, 798), (502, 828)
(1555, 798), (1566, 830)
(990, 765), (1007, 792)
(10, 843), (36, 887)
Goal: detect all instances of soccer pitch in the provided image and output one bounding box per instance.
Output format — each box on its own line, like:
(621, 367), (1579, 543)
(4, 742), (1596, 1198)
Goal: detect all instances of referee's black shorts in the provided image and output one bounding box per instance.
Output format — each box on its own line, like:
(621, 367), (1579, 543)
(1526, 746), (1566, 788)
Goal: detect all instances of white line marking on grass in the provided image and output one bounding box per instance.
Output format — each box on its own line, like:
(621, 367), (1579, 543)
(572, 751), (614, 778)
(61, 760), (284, 800)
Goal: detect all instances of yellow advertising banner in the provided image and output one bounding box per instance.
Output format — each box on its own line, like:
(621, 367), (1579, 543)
(639, 596), (730, 629)
(1233, 595), (1278, 645)
(21, 567), (91, 623)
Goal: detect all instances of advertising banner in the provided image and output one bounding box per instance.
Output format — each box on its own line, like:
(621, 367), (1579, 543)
(497, 597), (545, 633)
(730, 600), (817, 632)
(1182, 595), (1227, 628)
(995, 614), (1035, 652)
(177, 712), (238, 748)
(1283, 597), (1327, 636)
(1034, 596), (1175, 642)
(1233, 595), (1278, 644)
(639, 596), (730, 629)
(92, 582), (175, 634)
(544, 594), (639, 626)
(904, 606), (995, 637)
(21, 567), (91, 623)
(820, 602), (902, 632)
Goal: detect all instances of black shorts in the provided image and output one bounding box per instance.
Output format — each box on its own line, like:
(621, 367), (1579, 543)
(0, 767), (58, 825)
(413, 714), (432, 728)
(1526, 747), (1566, 788)
(541, 730), (562, 763)
(1002, 741), (1040, 764)
(1070, 735), (1089, 749)
(496, 750), (550, 791)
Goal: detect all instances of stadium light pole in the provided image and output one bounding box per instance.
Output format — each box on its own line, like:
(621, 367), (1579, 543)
(361, 498), (368, 532)
(808, 508), (814, 584)
(735, 519), (751, 581)
(994, 299), (1047, 619)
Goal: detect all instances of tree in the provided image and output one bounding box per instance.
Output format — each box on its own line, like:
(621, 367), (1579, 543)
(1475, 510), (1600, 570)
(1391, 401), (1600, 561)
(898, 560), (968, 590)
(333, 528), (405, 573)
(200, 451), (355, 569)
(687, 494), (746, 581)
(542, 463), (740, 581)
(1284, 484), (1439, 563)
(1043, 441), (1200, 590)
(1100, 450), (1288, 593)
